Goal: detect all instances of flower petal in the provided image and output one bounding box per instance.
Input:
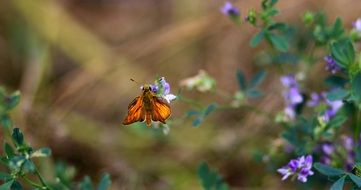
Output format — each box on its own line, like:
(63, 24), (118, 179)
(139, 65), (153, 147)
(164, 94), (177, 103)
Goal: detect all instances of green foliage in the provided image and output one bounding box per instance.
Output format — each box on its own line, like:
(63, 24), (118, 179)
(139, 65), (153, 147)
(0, 180), (14, 190)
(326, 88), (349, 101)
(261, 0), (278, 10)
(314, 163), (344, 176)
(250, 30), (265, 48)
(314, 163), (361, 189)
(309, 14), (345, 45)
(96, 173), (111, 190)
(330, 175), (345, 190)
(236, 70), (267, 98)
(187, 103), (217, 127)
(78, 174), (111, 190)
(236, 69), (247, 91)
(0, 88), (20, 129)
(246, 0), (292, 52)
(324, 76), (348, 88)
(0, 88), (112, 190)
(351, 72), (361, 105)
(267, 32), (289, 52)
(349, 173), (361, 187)
(326, 112), (348, 129)
(331, 39), (355, 68)
(197, 162), (229, 190)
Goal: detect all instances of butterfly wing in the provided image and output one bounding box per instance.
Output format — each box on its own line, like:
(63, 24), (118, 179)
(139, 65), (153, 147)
(123, 96), (145, 125)
(151, 96), (171, 124)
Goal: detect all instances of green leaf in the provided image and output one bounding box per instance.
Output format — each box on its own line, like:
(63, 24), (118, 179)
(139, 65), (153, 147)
(349, 173), (361, 187)
(324, 76), (348, 88)
(197, 162), (229, 190)
(97, 173), (111, 190)
(10, 181), (22, 190)
(314, 162), (345, 176)
(192, 117), (203, 127)
(198, 162), (214, 189)
(261, 0), (278, 9)
(12, 128), (24, 146)
(0, 157), (7, 166)
(204, 104), (217, 116)
(266, 8), (279, 17)
(246, 89), (263, 98)
(236, 70), (247, 90)
(330, 175), (346, 190)
(331, 39), (355, 68)
(80, 176), (93, 190)
(249, 71), (267, 88)
(4, 91), (20, 111)
(55, 161), (76, 186)
(330, 17), (344, 39)
(351, 72), (361, 104)
(250, 30), (265, 47)
(352, 163), (361, 177)
(23, 160), (35, 173)
(267, 33), (289, 52)
(0, 115), (12, 129)
(4, 143), (15, 159)
(31, 147), (51, 158)
(327, 114), (347, 129)
(268, 23), (288, 32)
(326, 89), (349, 101)
(9, 156), (26, 171)
(0, 180), (14, 190)
(0, 172), (12, 181)
(186, 110), (200, 117)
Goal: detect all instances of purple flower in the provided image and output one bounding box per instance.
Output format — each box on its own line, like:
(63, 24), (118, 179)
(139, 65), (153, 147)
(342, 136), (354, 151)
(322, 98), (343, 122)
(320, 156), (331, 165)
(159, 77), (170, 95)
(353, 18), (361, 32)
(220, 2), (240, 17)
(280, 75), (298, 88)
(322, 143), (334, 155)
(307, 92), (322, 107)
(284, 87), (303, 105)
(154, 77), (176, 103)
(343, 136), (355, 171)
(324, 55), (341, 74)
(284, 106), (296, 119)
(150, 84), (158, 93)
(277, 155), (314, 183)
(319, 143), (334, 165)
(280, 75), (303, 119)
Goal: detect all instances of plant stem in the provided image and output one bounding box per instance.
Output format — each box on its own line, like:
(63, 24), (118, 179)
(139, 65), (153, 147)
(355, 109), (361, 140)
(34, 168), (51, 190)
(177, 95), (203, 109)
(23, 176), (43, 189)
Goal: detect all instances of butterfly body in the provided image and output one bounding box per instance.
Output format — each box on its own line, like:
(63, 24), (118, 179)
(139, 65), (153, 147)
(123, 85), (171, 127)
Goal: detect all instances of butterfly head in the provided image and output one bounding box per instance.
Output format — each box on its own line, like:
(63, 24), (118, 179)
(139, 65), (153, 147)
(141, 84), (152, 92)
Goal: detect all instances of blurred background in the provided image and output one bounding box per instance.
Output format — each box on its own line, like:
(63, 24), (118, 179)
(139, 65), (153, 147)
(0, 0), (360, 189)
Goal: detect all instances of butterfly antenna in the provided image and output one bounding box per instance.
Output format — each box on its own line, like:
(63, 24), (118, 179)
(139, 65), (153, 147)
(130, 78), (139, 84)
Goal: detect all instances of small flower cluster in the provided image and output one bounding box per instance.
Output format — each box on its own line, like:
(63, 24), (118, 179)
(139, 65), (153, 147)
(324, 55), (341, 74)
(353, 18), (361, 33)
(320, 135), (358, 171)
(306, 91), (343, 122)
(150, 77), (176, 103)
(277, 155), (314, 183)
(179, 70), (216, 92)
(280, 75), (303, 119)
(220, 2), (240, 17)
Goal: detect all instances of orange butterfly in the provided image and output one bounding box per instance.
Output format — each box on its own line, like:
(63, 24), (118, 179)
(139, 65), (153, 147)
(123, 84), (171, 127)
